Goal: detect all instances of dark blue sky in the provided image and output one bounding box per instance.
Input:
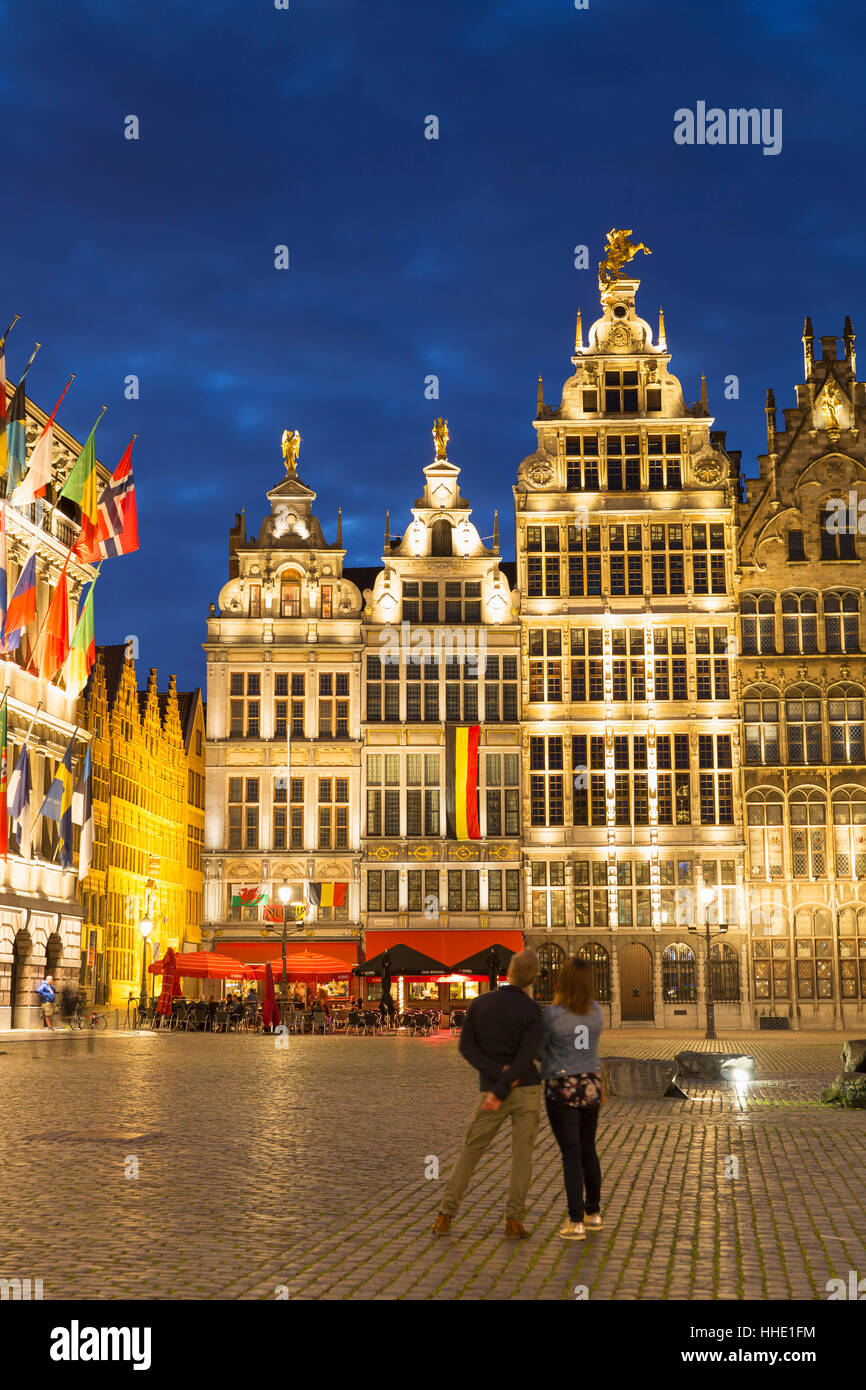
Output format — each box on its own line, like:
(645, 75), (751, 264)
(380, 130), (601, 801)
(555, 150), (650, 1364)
(4, 0), (865, 689)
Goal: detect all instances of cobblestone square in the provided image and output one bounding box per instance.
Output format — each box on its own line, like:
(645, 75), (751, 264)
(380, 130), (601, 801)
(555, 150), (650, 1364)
(1, 1027), (864, 1301)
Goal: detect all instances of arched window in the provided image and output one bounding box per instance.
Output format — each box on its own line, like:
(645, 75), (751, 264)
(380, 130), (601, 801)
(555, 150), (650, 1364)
(576, 941), (611, 1003)
(789, 789), (827, 878)
(743, 686), (780, 764)
(785, 684), (822, 764)
(752, 935), (790, 1001)
(794, 909), (834, 1000)
(746, 790), (784, 879)
(280, 576), (301, 617)
(828, 683), (865, 763)
(709, 943), (740, 1002)
(839, 907), (866, 1000)
(662, 943), (696, 1002)
(824, 591), (860, 654)
(832, 790), (866, 879)
(740, 593), (775, 655)
(781, 592), (818, 654)
(536, 942), (565, 1005)
(430, 519), (453, 557)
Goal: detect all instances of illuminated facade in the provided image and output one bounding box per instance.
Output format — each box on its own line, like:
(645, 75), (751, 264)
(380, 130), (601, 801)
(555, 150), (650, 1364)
(203, 457), (365, 974)
(517, 276), (748, 1028)
(737, 318), (866, 1031)
(80, 646), (202, 1010)
(0, 396), (106, 1028)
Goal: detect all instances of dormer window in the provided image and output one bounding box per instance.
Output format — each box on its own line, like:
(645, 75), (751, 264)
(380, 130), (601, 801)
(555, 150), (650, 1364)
(281, 578), (301, 617)
(605, 370), (639, 412)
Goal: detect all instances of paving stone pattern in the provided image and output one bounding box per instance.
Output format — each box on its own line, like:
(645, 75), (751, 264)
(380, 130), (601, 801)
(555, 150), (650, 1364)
(1, 1028), (864, 1300)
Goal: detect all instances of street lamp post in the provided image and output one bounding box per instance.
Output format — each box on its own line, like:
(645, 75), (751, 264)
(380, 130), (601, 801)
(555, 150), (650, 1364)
(690, 890), (728, 1041)
(278, 884), (292, 1000)
(138, 914), (154, 1014)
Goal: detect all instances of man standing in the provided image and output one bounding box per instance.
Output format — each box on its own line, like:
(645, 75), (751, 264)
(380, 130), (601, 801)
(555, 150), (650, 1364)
(37, 973), (56, 1030)
(432, 949), (542, 1240)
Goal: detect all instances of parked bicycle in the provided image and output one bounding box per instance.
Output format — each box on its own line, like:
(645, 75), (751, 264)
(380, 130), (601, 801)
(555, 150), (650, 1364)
(72, 1004), (108, 1030)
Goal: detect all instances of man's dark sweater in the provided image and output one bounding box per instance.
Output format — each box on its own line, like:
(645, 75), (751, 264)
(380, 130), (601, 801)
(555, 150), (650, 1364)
(458, 986), (542, 1100)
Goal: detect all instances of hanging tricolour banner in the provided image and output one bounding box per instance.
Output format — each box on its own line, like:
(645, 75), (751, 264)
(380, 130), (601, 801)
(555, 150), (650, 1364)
(445, 724), (481, 841)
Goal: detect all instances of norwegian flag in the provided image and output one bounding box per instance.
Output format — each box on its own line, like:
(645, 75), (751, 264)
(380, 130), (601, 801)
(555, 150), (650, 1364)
(76, 437), (138, 563)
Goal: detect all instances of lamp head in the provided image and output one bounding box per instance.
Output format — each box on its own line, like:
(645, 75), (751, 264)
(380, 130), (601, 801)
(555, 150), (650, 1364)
(278, 885), (292, 905)
(139, 915), (154, 940)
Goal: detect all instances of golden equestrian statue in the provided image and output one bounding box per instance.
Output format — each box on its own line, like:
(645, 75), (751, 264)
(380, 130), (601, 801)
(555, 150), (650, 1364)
(598, 229), (652, 289)
(433, 417), (449, 459)
(281, 428), (301, 475)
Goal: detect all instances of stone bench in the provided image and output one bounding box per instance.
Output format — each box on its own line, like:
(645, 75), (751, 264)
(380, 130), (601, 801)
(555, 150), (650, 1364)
(601, 1056), (686, 1099)
(675, 1051), (756, 1082)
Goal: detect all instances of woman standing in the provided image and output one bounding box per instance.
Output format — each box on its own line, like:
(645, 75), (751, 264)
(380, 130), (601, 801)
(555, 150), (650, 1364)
(536, 956), (604, 1241)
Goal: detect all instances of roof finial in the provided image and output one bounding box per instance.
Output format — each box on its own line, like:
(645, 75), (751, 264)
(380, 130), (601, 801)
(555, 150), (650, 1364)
(537, 375), (544, 415)
(802, 316), (814, 376)
(384, 509), (390, 551)
(493, 508), (500, 554)
(700, 372), (708, 412)
(574, 309), (583, 353)
(844, 315), (856, 370)
(658, 307), (666, 349)
(336, 506), (343, 548)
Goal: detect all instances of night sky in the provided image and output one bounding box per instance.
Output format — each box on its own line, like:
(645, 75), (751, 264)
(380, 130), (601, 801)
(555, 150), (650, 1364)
(4, 0), (866, 690)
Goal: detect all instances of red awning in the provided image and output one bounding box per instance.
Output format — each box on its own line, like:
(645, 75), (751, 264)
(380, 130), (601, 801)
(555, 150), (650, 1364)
(216, 940), (358, 968)
(364, 930), (524, 970)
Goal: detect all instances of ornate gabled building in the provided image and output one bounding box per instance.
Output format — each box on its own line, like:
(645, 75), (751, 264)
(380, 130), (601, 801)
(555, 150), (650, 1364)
(360, 423), (522, 1004)
(79, 646), (200, 1010)
(737, 317), (866, 1031)
(202, 439), (365, 975)
(516, 267), (748, 1028)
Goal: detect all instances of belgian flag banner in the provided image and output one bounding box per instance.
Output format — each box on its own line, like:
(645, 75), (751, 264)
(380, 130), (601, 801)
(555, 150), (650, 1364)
(445, 724), (481, 841)
(310, 882), (347, 908)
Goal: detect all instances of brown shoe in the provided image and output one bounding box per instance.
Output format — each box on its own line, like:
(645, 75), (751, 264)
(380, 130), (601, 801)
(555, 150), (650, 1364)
(431, 1212), (452, 1235)
(504, 1220), (530, 1240)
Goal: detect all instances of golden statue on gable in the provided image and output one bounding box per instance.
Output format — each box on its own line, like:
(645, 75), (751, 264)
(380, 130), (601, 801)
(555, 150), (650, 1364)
(281, 428), (301, 474)
(598, 229), (652, 288)
(433, 417), (449, 459)
(823, 380), (841, 430)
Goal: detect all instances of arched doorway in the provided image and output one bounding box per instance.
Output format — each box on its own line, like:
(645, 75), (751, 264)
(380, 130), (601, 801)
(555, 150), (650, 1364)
(619, 942), (653, 1021)
(430, 519), (453, 557)
(10, 929), (34, 1029)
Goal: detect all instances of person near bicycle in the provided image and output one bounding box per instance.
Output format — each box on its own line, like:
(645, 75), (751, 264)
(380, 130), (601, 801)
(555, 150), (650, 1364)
(36, 974), (56, 1029)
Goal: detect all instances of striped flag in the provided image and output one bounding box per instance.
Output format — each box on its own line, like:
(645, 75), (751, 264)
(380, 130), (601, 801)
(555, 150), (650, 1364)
(71, 743), (93, 881)
(309, 882), (347, 908)
(63, 569), (98, 698)
(76, 437), (138, 562)
(445, 724), (481, 840)
(38, 734), (76, 870)
(59, 413), (103, 557)
(0, 315), (19, 466)
(1, 343), (41, 489)
(8, 741), (32, 859)
(0, 501), (7, 651)
(5, 547), (37, 652)
(11, 374), (74, 508)
(39, 553), (70, 682)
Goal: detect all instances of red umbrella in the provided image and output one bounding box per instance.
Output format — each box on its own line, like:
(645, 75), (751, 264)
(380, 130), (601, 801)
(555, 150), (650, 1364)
(149, 951), (256, 980)
(261, 962), (281, 1031)
(157, 947), (177, 1016)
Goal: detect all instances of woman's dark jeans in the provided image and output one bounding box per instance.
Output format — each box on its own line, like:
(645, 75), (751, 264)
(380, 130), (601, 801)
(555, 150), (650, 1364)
(545, 1091), (602, 1223)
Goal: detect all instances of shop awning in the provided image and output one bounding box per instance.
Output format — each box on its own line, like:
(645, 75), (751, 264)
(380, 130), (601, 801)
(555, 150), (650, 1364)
(364, 930), (524, 972)
(215, 940), (358, 968)
(148, 951), (256, 979)
(357, 943), (449, 979)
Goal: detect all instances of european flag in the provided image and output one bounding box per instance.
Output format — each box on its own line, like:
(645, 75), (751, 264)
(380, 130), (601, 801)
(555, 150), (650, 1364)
(39, 735), (76, 870)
